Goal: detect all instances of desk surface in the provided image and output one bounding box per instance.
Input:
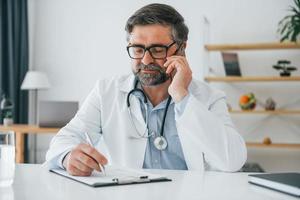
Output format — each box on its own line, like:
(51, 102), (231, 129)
(0, 164), (298, 200)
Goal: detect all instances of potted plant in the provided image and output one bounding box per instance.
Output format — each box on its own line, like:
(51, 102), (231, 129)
(3, 110), (13, 126)
(273, 60), (297, 76)
(278, 0), (300, 42)
(0, 94), (14, 126)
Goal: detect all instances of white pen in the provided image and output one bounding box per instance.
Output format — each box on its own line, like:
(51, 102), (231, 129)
(84, 132), (106, 176)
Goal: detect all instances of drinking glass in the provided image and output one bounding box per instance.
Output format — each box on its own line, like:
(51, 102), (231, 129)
(0, 131), (15, 187)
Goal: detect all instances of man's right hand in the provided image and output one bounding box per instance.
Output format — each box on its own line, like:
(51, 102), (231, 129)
(63, 143), (108, 176)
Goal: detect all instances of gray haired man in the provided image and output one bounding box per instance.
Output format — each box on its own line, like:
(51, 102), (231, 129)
(46, 3), (247, 176)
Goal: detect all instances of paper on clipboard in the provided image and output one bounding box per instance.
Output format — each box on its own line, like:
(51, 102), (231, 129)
(50, 166), (171, 187)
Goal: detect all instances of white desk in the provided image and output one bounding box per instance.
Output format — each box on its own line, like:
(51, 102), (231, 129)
(1, 164), (298, 200)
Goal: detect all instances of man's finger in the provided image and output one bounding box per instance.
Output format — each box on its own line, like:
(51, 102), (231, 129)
(73, 156), (94, 172)
(76, 151), (100, 171)
(68, 163), (91, 176)
(166, 64), (175, 75)
(166, 56), (190, 69)
(80, 144), (108, 166)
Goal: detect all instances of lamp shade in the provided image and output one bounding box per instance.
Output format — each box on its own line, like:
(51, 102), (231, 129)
(21, 71), (51, 90)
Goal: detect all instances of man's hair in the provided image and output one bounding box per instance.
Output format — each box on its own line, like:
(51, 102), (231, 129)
(125, 3), (189, 44)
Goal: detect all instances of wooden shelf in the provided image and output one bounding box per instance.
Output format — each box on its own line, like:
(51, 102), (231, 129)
(204, 41), (300, 151)
(229, 110), (300, 115)
(205, 42), (300, 51)
(246, 142), (300, 149)
(204, 76), (300, 82)
(0, 124), (60, 134)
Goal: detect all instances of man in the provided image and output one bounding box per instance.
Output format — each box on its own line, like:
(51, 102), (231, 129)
(46, 3), (247, 176)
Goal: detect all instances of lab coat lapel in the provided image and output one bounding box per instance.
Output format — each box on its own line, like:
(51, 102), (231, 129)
(127, 94), (147, 138)
(118, 75), (147, 138)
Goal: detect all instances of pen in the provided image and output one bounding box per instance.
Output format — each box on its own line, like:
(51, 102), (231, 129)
(84, 132), (106, 176)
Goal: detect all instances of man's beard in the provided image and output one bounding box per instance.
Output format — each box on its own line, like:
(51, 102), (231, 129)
(133, 63), (170, 86)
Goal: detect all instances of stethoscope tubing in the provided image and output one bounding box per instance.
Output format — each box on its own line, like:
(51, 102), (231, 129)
(126, 79), (171, 139)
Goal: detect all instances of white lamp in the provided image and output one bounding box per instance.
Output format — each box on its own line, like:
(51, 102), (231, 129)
(21, 71), (50, 90)
(21, 71), (51, 124)
(21, 71), (51, 163)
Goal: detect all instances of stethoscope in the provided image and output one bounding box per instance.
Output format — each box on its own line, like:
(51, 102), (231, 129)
(126, 79), (172, 151)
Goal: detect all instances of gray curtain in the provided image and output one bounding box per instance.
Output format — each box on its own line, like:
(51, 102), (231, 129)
(0, 0), (28, 124)
(1, 0), (29, 162)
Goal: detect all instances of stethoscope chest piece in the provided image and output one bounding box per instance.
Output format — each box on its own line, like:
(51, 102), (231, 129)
(154, 136), (168, 150)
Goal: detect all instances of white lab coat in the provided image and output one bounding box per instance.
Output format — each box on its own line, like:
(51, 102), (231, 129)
(45, 74), (247, 172)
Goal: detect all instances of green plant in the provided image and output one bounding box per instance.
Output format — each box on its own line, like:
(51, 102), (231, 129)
(273, 60), (297, 76)
(278, 0), (300, 42)
(4, 110), (13, 119)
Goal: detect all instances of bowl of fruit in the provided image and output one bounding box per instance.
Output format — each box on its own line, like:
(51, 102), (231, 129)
(239, 93), (256, 110)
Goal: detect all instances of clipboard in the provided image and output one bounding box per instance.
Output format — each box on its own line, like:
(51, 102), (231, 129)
(50, 166), (171, 187)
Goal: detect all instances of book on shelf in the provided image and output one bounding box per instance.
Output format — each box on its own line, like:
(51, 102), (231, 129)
(221, 52), (242, 76)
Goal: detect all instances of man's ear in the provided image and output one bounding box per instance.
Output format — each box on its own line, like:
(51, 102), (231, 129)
(178, 42), (187, 56)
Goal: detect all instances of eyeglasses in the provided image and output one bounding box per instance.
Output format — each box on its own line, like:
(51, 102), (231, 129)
(127, 41), (177, 59)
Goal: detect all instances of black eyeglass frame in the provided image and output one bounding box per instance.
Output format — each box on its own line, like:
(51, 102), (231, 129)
(126, 41), (178, 60)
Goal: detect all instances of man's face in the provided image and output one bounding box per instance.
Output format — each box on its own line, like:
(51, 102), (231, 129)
(128, 24), (178, 86)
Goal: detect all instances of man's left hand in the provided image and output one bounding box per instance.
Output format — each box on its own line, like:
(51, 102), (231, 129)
(164, 56), (192, 102)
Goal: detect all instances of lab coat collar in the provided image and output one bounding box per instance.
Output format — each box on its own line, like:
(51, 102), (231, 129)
(117, 74), (206, 140)
(117, 74), (136, 93)
(118, 74), (146, 138)
(188, 79), (201, 95)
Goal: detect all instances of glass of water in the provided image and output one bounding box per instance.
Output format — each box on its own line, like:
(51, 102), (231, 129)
(0, 131), (15, 187)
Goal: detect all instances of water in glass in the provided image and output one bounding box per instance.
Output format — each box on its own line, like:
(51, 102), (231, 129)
(0, 131), (15, 187)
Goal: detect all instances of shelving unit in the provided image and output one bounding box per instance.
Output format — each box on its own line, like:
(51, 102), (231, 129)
(204, 42), (300, 149)
(246, 142), (300, 149)
(205, 76), (300, 82)
(204, 42), (300, 51)
(229, 110), (300, 115)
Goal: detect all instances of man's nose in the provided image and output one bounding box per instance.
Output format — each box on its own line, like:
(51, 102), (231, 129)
(141, 50), (154, 65)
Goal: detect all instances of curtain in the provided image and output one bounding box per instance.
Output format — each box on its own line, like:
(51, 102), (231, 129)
(0, 0), (28, 124)
(1, 0), (29, 162)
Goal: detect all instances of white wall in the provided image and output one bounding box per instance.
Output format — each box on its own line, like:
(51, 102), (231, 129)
(28, 0), (300, 171)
